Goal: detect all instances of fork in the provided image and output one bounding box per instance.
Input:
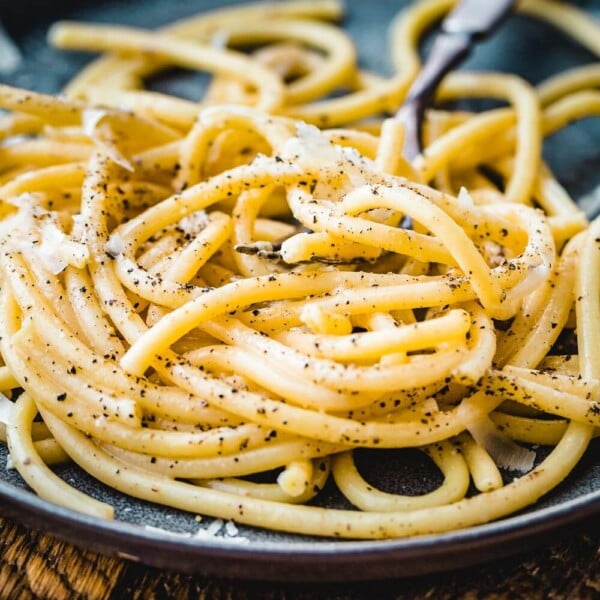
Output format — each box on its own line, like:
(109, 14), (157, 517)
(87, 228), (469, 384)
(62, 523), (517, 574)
(397, 0), (516, 161)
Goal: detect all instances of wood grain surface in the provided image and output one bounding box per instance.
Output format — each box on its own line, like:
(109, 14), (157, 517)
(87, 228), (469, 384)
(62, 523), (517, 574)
(0, 516), (597, 599)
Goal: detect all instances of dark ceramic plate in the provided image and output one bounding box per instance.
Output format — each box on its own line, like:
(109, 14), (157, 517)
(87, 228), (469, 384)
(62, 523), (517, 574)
(0, 0), (599, 582)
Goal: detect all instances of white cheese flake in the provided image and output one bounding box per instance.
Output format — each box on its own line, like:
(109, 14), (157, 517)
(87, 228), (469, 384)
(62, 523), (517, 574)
(105, 233), (127, 257)
(211, 30), (229, 49)
(468, 415), (536, 473)
(82, 108), (109, 137)
(38, 221), (90, 274)
(224, 520), (239, 537)
(457, 186), (475, 208)
(178, 210), (209, 235)
(205, 518), (224, 536)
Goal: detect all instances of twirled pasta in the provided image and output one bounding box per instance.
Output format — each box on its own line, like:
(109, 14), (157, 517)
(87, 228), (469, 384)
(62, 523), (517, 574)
(0, 0), (598, 539)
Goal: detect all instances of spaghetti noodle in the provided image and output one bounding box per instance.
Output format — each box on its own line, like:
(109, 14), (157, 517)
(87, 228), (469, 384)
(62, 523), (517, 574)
(0, 0), (598, 539)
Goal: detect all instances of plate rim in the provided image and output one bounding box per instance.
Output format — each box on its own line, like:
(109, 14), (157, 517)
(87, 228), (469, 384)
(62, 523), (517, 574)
(1, 474), (598, 581)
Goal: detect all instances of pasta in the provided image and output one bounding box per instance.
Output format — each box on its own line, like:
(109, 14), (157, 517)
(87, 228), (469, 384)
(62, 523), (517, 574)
(0, 0), (598, 540)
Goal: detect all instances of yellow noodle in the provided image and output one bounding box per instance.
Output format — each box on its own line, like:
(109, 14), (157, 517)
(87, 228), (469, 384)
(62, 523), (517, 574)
(7, 392), (113, 518)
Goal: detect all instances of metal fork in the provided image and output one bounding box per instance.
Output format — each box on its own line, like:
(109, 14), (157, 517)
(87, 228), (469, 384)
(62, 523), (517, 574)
(397, 0), (516, 161)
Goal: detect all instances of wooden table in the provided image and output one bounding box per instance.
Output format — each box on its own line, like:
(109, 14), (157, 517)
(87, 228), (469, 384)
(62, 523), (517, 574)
(0, 516), (597, 599)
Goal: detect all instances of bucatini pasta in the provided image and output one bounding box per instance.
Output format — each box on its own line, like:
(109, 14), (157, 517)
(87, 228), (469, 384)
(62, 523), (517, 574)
(0, 0), (598, 539)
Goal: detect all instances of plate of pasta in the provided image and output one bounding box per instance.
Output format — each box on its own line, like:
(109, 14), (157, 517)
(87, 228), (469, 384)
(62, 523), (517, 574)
(0, 0), (598, 580)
